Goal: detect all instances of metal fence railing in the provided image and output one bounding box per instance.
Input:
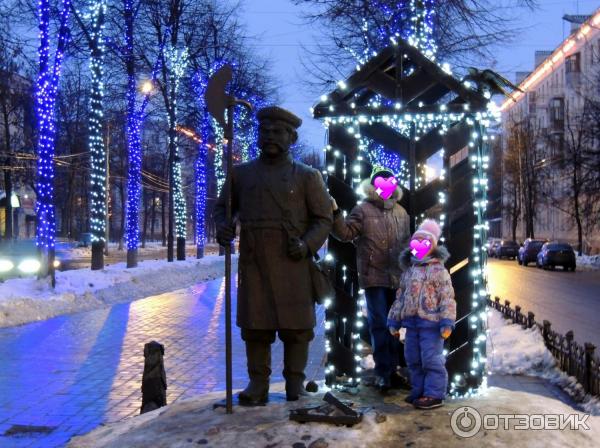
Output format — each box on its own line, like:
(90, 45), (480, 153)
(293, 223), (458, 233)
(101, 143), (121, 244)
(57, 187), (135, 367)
(488, 296), (599, 398)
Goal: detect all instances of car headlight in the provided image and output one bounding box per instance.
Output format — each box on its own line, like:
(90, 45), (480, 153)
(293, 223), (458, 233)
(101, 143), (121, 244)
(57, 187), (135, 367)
(53, 259), (61, 268)
(0, 259), (14, 273)
(18, 259), (41, 274)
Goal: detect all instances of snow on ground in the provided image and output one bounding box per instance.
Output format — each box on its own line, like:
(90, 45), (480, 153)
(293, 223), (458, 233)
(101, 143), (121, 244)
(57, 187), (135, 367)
(68, 381), (600, 448)
(576, 254), (600, 271)
(0, 255), (235, 328)
(64, 305), (600, 447)
(66, 241), (184, 259)
(487, 308), (600, 415)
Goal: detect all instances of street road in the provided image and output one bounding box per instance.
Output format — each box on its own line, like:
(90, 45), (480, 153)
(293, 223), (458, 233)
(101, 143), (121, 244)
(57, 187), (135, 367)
(487, 259), (600, 349)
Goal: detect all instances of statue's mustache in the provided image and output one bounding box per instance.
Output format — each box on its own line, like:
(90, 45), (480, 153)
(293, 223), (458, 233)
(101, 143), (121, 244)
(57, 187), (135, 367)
(261, 141), (286, 152)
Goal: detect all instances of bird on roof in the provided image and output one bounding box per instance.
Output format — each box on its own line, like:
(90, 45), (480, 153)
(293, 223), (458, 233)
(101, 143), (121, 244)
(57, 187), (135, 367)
(463, 68), (524, 98)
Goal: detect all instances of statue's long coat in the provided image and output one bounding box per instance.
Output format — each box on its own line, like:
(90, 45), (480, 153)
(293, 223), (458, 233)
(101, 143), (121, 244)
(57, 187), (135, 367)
(214, 154), (332, 330)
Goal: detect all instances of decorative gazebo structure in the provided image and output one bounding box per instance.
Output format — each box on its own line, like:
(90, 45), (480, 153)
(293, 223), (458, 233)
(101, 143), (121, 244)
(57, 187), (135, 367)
(313, 36), (498, 396)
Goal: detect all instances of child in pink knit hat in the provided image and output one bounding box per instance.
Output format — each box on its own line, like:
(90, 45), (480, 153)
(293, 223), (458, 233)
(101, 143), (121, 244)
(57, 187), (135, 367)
(387, 219), (456, 409)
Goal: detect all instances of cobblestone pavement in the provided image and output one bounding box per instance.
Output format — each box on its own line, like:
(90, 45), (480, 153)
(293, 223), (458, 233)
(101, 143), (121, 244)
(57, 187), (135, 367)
(0, 276), (326, 448)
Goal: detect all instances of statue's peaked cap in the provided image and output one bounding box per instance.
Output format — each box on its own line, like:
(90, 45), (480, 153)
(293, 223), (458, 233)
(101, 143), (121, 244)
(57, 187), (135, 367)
(257, 106), (302, 129)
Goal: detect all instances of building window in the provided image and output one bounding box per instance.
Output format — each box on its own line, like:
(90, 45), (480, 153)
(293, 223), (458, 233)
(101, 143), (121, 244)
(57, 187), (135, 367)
(528, 91), (537, 114)
(594, 40), (600, 64)
(565, 52), (581, 73)
(549, 97), (564, 129)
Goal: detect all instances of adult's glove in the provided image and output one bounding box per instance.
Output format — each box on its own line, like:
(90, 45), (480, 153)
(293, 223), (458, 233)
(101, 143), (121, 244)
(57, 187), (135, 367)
(288, 237), (309, 261)
(216, 222), (236, 246)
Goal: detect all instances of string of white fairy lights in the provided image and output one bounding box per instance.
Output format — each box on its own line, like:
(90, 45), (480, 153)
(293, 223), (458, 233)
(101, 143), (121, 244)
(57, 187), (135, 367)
(315, 0), (499, 396)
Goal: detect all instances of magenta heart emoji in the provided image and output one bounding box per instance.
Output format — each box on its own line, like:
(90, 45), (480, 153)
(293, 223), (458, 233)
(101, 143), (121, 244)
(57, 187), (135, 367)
(373, 176), (398, 200)
(410, 238), (432, 260)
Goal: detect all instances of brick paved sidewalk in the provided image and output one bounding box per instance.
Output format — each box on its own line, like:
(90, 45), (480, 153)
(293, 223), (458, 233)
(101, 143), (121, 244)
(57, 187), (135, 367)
(0, 274), (582, 448)
(0, 276), (325, 448)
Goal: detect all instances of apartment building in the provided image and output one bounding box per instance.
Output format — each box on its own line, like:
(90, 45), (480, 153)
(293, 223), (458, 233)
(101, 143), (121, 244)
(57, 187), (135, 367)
(500, 11), (600, 253)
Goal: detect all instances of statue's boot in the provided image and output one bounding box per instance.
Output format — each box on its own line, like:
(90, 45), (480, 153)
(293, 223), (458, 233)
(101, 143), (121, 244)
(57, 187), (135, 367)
(283, 341), (310, 401)
(238, 341), (270, 406)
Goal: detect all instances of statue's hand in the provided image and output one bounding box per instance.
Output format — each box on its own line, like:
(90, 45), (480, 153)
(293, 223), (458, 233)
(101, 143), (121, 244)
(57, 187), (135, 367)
(288, 237), (309, 261)
(216, 222), (236, 246)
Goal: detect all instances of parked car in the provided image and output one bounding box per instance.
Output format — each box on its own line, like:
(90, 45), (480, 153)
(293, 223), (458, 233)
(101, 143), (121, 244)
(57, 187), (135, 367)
(494, 240), (520, 259)
(486, 238), (501, 257)
(536, 242), (576, 271)
(0, 240), (72, 280)
(518, 239), (546, 266)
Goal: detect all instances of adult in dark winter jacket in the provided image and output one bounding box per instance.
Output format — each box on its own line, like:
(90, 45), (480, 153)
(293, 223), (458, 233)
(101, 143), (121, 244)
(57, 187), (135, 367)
(330, 167), (410, 390)
(214, 106), (332, 405)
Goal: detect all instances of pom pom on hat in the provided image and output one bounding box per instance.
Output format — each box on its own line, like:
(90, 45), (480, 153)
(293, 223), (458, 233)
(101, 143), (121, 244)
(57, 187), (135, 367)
(412, 219), (442, 245)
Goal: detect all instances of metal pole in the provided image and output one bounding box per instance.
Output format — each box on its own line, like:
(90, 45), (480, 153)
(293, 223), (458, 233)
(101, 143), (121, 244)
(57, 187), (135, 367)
(409, 122), (417, 234)
(224, 102), (234, 414)
(105, 122), (110, 256)
(168, 128), (174, 262)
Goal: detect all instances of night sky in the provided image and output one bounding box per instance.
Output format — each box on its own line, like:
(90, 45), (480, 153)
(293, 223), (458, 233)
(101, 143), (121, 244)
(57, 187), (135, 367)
(241, 0), (600, 153)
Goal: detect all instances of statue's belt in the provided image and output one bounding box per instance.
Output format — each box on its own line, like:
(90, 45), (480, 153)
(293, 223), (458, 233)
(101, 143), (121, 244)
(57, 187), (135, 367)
(239, 219), (309, 231)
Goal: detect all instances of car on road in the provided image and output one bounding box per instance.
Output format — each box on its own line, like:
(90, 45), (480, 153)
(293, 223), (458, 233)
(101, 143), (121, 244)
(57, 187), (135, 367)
(518, 239), (546, 266)
(494, 240), (520, 259)
(486, 238), (501, 257)
(0, 240), (74, 280)
(536, 242), (576, 271)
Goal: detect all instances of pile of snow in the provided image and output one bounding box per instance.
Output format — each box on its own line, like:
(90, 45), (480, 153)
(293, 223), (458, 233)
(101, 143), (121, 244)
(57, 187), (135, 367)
(576, 254), (600, 271)
(68, 381), (599, 448)
(487, 309), (600, 415)
(62, 241), (220, 259)
(0, 255), (234, 328)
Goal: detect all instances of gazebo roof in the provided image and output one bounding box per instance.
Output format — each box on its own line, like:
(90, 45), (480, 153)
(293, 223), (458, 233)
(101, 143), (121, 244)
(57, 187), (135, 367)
(312, 38), (490, 163)
(312, 38), (488, 119)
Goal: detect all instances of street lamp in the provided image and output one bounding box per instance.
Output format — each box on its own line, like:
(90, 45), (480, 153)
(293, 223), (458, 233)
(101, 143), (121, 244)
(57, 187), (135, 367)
(141, 80), (154, 94)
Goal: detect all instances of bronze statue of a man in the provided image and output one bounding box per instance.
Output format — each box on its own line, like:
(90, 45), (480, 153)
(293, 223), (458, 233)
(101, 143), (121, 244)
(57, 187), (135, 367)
(214, 106), (332, 405)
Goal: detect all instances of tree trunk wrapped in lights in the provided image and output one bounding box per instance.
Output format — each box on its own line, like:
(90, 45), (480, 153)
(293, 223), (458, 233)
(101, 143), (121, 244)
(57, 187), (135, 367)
(86, 0), (108, 270)
(164, 45), (189, 261)
(192, 70), (214, 259)
(123, 0), (163, 268)
(35, 0), (72, 282)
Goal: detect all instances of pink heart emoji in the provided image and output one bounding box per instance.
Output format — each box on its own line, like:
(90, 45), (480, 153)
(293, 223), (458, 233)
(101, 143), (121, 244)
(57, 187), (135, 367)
(410, 238), (432, 260)
(373, 176), (398, 200)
